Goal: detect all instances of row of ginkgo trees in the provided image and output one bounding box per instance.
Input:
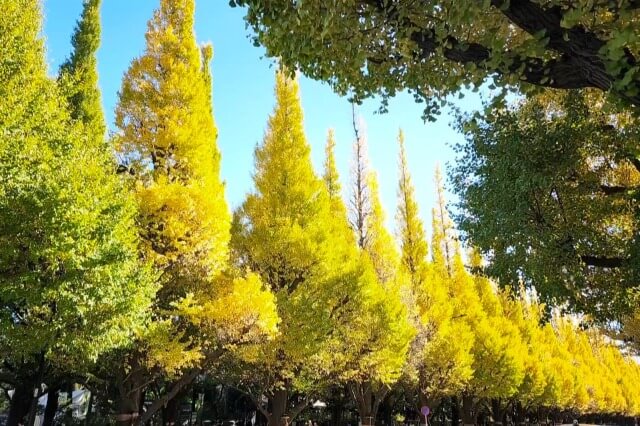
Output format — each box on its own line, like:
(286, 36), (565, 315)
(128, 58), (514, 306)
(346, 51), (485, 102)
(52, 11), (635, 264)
(1, 1), (639, 426)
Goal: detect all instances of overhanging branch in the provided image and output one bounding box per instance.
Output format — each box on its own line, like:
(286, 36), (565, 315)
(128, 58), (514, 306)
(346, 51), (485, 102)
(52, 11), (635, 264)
(580, 255), (626, 268)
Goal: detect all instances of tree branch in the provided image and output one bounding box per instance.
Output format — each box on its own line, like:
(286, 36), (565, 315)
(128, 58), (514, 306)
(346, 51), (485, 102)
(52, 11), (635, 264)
(600, 184), (637, 195)
(136, 368), (201, 425)
(289, 396), (311, 421)
(580, 255), (626, 268)
(404, 0), (640, 103)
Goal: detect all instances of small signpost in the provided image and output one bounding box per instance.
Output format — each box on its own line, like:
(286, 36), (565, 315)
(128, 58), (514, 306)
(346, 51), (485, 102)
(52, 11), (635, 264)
(420, 406), (430, 426)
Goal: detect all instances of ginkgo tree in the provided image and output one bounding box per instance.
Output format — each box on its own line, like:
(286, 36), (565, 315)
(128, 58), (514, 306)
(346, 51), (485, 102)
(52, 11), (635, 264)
(452, 89), (640, 320)
(230, 0), (640, 116)
(0, 0), (155, 424)
(112, 0), (277, 423)
(342, 123), (414, 426)
(230, 69), (367, 426)
(396, 136), (473, 418)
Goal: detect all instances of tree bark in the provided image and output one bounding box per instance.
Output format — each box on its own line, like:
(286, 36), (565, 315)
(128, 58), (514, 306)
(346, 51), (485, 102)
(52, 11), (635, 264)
(135, 369), (201, 425)
(328, 388), (345, 426)
(84, 391), (94, 426)
(269, 389), (288, 426)
(461, 394), (476, 426)
(349, 382), (389, 426)
(42, 389), (60, 426)
(163, 387), (188, 426)
(451, 396), (460, 426)
(7, 384), (34, 426)
(490, 399), (506, 426)
(248, 387), (309, 426)
(116, 390), (141, 426)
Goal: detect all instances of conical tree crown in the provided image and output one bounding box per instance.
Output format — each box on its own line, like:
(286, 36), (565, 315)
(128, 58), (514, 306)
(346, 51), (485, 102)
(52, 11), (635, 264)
(365, 171), (400, 284)
(324, 129), (342, 202)
(59, 0), (106, 142)
(323, 129), (354, 245)
(252, 70), (321, 217)
(431, 164), (456, 276)
(240, 69), (344, 293)
(116, 0), (229, 294)
(117, 0), (221, 186)
(396, 130), (428, 283)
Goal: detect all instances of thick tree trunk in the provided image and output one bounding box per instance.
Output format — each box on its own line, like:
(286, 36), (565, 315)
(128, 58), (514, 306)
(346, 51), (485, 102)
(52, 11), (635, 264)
(451, 396), (460, 426)
(163, 387), (187, 426)
(115, 373), (144, 426)
(512, 401), (526, 426)
(379, 393), (394, 426)
(249, 386), (309, 426)
(461, 394), (476, 426)
(349, 382), (388, 426)
(7, 384), (34, 426)
(353, 383), (375, 426)
(267, 389), (290, 426)
(116, 390), (141, 426)
(329, 389), (345, 426)
(42, 389), (60, 426)
(490, 399), (506, 426)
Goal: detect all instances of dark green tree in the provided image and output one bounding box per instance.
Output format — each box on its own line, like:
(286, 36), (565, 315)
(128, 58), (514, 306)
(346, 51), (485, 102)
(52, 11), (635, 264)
(231, 0), (640, 117)
(451, 90), (640, 320)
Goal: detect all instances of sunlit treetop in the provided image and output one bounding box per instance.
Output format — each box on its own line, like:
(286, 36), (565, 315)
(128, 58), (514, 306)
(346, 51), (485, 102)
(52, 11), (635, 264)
(58, 0), (105, 143)
(232, 0), (640, 118)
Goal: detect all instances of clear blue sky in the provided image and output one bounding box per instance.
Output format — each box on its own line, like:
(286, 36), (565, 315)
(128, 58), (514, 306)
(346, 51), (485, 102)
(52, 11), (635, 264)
(42, 0), (482, 235)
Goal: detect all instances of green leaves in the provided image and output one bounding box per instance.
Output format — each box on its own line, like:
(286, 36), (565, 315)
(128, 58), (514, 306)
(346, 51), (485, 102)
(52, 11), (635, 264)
(0, 0), (154, 371)
(451, 90), (640, 320)
(234, 0), (640, 116)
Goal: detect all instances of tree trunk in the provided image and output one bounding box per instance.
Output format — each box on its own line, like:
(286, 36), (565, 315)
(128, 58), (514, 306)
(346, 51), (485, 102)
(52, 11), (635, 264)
(247, 384), (309, 426)
(354, 383), (375, 426)
(380, 393), (394, 426)
(163, 387), (187, 426)
(84, 391), (94, 426)
(490, 399), (506, 426)
(329, 389), (345, 426)
(7, 384), (34, 426)
(349, 382), (389, 426)
(60, 382), (75, 424)
(42, 389), (60, 426)
(417, 392), (440, 425)
(189, 386), (197, 426)
(461, 394), (476, 426)
(451, 396), (460, 426)
(115, 388), (141, 426)
(136, 368), (201, 425)
(268, 389), (288, 426)
(513, 401), (526, 426)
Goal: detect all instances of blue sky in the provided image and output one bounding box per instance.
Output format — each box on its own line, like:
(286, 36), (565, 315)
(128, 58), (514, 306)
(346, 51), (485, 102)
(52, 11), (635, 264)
(42, 0), (482, 235)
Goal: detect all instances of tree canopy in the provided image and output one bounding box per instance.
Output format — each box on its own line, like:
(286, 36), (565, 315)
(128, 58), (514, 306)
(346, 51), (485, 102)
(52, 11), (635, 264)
(451, 89), (640, 319)
(231, 0), (640, 117)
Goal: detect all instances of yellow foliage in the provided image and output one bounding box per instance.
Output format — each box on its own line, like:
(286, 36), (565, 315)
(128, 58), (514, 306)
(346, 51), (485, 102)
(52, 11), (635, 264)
(143, 320), (203, 377)
(114, 0), (276, 378)
(174, 273), (278, 346)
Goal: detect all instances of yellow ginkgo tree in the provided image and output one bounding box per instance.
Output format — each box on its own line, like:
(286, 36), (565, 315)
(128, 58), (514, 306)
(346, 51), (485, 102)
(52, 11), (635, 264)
(341, 123), (414, 426)
(112, 0), (277, 424)
(230, 69), (368, 426)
